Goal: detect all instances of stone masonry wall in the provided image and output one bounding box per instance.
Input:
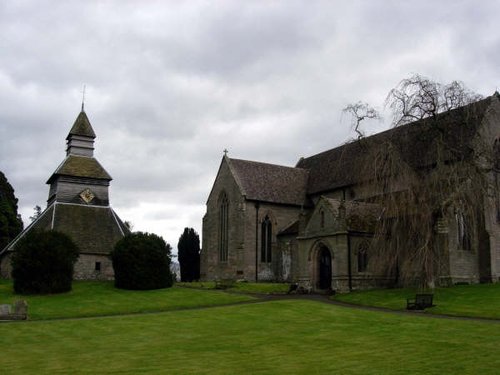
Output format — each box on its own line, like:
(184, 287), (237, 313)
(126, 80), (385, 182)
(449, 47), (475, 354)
(73, 254), (114, 280)
(201, 160), (246, 280)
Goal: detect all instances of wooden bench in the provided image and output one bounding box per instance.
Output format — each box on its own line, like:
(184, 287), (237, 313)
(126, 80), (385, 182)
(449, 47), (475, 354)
(406, 293), (434, 310)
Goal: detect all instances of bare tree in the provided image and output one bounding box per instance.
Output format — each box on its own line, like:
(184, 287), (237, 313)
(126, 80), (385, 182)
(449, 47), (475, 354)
(342, 101), (381, 139)
(385, 74), (483, 127)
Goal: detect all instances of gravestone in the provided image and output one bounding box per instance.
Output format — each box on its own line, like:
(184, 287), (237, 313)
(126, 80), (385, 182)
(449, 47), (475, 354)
(0, 304), (11, 315)
(13, 300), (28, 317)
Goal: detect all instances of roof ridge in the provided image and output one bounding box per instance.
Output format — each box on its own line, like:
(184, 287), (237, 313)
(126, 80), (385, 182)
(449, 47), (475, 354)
(297, 95), (493, 195)
(230, 157), (307, 171)
(299, 94), (493, 163)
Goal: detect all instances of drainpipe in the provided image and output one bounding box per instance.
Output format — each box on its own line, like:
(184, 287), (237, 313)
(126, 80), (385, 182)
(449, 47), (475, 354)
(255, 202), (260, 282)
(339, 199), (352, 291)
(347, 232), (352, 292)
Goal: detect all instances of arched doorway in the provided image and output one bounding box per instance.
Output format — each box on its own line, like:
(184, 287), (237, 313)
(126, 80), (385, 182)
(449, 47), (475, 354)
(318, 245), (332, 290)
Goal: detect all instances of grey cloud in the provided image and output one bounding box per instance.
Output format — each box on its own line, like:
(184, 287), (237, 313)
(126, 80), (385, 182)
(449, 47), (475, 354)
(1, 0), (499, 243)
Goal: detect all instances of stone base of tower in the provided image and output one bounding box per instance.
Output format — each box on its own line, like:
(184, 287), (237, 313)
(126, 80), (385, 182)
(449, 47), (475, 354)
(1, 253), (115, 281)
(74, 254), (115, 280)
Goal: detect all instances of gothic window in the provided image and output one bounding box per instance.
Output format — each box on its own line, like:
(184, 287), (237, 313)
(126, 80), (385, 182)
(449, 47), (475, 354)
(456, 212), (471, 250)
(261, 215), (272, 263)
(218, 192), (229, 262)
(320, 209), (325, 229)
(357, 241), (369, 273)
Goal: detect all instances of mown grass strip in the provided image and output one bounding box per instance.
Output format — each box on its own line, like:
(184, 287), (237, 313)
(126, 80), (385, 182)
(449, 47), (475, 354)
(1, 299), (499, 374)
(0, 280), (254, 320)
(334, 283), (500, 319)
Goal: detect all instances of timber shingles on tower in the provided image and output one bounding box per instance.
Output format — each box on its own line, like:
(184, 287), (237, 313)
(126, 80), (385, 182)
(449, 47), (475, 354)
(0, 110), (129, 280)
(52, 205), (127, 255)
(48, 156), (112, 182)
(68, 111), (97, 138)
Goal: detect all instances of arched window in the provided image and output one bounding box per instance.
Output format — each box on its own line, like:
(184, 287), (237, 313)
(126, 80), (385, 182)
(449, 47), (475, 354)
(320, 209), (325, 229)
(218, 193), (229, 262)
(357, 241), (369, 273)
(456, 211), (471, 250)
(261, 215), (272, 263)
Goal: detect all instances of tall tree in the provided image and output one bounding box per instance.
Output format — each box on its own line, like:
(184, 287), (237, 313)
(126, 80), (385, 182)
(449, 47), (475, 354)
(0, 171), (23, 250)
(29, 205), (42, 222)
(177, 227), (200, 282)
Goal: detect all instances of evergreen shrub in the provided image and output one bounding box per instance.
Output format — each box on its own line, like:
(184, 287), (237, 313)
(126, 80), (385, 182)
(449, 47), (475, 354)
(177, 227), (200, 282)
(0, 171), (24, 250)
(11, 230), (79, 294)
(111, 232), (173, 290)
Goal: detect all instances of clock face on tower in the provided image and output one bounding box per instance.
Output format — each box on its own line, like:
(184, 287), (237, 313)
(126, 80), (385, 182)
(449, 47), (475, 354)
(79, 188), (95, 204)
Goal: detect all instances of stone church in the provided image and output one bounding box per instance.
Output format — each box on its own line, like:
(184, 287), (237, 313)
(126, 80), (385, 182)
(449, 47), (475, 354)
(0, 110), (129, 280)
(201, 93), (500, 292)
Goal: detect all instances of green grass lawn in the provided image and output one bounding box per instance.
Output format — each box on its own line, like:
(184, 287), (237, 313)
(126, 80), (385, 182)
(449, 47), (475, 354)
(0, 279), (254, 320)
(334, 283), (500, 319)
(1, 299), (499, 374)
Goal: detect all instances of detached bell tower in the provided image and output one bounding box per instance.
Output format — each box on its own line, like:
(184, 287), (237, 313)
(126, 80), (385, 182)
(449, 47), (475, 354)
(2, 109), (129, 280)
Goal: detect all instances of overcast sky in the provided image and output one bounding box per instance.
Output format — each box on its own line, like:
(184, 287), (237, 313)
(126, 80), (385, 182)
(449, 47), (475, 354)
(1, 0), (499, 253)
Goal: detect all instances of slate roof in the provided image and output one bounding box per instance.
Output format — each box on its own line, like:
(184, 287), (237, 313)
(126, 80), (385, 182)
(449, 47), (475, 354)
(4, 203), (129, 255)
(47, 155), (112, 183)
(297, 95), (497, 195)
(67, 111), (96, 139)
(228, 158), (309, 206)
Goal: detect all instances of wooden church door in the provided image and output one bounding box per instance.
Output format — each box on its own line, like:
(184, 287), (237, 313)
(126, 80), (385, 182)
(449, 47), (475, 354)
(318, 247), (332, 289)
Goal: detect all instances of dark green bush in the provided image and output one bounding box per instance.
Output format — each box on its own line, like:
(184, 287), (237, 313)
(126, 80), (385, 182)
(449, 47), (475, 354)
(11, 230), (79, 294)
(111, 232), (173, 290)
(177, 227), (200, 282)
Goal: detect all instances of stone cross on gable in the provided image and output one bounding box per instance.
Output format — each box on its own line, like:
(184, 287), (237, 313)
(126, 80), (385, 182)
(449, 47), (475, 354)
(223, 149), (228, 156)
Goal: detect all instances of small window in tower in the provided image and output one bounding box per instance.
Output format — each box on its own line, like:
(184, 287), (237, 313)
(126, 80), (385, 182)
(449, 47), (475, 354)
(95, 262), (101, 272)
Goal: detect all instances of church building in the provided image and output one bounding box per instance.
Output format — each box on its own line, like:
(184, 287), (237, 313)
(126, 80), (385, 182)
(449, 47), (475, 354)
(201, 93), (500, 292)
(0, 110), (129, 280)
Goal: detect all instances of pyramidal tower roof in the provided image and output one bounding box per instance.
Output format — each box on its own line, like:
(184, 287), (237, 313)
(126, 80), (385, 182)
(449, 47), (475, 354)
(66, 110), (96, 140)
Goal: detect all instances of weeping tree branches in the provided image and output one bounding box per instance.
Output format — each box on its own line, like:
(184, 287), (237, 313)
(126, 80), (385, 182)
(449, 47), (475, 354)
(345, 74), (489, 288)
(386, 74), (483, 127)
